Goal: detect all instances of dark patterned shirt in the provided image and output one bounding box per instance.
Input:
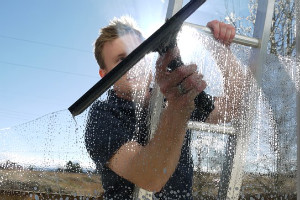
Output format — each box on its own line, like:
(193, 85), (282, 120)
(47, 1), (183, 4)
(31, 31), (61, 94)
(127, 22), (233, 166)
(85, 90), (214, 199)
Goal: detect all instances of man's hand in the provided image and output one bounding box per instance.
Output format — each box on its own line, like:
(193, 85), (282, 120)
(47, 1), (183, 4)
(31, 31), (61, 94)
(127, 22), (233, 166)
(207, 20), (236, 46)
(156, 48), (206, 113)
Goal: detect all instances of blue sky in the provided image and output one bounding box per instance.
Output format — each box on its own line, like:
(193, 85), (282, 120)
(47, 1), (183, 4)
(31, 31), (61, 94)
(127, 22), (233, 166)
(0, 0), (255, 169)
(0, 0), (241, 128)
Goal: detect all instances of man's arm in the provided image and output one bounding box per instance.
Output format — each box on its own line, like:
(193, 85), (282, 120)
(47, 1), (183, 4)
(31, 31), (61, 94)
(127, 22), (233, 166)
(205, 20), (248, 124)
(108, 48), (206, 192)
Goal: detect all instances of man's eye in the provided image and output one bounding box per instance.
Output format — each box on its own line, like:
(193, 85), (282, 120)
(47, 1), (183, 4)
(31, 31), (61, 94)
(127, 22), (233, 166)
(115, 56), (126, 64)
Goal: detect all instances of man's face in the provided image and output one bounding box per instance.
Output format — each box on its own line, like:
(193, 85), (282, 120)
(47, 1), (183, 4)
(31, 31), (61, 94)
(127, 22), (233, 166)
(100, 33), (151, 100)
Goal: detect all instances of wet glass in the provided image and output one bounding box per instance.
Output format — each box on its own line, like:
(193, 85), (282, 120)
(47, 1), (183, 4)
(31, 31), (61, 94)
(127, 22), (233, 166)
(0, 0), (298, 199)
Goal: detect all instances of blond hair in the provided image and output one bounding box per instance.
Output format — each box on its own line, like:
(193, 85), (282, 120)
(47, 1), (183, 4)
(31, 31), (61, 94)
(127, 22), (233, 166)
(94, 16), (144, 69)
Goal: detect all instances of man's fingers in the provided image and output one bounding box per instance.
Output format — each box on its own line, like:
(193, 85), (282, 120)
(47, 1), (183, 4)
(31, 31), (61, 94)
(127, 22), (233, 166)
(178, 79), (207, 102)
(219, 23), (227, 41)
(162, 72), (206, 100)
(222, 23), (235, 44)
(229, 26), (235, 41)
(207, 20), (236, 45)
(157, 64), (197, 89)
(224, 29), (232, 44)
(207, 20), (220, 39)
(180, 73), (204, 93)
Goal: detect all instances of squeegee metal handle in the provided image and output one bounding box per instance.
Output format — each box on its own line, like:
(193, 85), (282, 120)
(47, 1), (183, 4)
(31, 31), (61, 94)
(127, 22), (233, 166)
(68, 0), (206, 116)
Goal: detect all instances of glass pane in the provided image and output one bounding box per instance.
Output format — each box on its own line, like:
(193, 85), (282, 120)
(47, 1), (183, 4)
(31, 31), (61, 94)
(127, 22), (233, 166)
(0, 0), (298, 199)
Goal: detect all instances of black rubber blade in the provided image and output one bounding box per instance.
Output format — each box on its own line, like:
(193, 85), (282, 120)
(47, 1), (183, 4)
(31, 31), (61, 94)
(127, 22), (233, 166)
(69, 0), (206, 116)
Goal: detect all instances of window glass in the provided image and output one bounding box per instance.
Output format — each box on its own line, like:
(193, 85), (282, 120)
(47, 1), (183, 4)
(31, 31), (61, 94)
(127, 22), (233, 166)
(0, 0), (297, 199)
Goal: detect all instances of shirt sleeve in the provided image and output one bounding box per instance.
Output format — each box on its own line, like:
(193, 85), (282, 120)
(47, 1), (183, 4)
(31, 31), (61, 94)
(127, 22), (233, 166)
(190, 91), (215, 122)
(85, 101), (134, 171)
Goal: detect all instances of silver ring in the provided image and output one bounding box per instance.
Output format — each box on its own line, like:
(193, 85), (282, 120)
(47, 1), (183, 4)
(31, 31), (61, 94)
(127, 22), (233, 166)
(178, 83), (187, 95)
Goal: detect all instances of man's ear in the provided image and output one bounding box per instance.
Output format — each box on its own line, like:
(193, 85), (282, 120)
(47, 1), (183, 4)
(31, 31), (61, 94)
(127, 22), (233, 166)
(99, 69), (106, 78)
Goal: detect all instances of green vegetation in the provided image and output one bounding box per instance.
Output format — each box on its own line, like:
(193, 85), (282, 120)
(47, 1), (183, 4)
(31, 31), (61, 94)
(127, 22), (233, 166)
(65, 161), (83, 173)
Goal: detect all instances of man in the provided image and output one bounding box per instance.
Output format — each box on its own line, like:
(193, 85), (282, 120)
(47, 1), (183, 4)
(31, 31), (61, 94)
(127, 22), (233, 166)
(85, 16), (243, 199)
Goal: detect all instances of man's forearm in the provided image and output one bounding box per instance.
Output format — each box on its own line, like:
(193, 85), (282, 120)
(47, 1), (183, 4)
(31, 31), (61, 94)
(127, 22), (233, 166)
(212, 47), (248, 122)
(204, 20), (250, 123)
(133, 103), (191, 191)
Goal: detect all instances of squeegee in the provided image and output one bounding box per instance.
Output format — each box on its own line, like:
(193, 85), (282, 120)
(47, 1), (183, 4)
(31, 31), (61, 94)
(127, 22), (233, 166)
(69, 0), (207, 116)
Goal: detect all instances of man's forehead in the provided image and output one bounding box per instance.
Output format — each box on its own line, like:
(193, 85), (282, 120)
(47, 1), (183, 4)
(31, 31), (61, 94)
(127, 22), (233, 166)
(120, 33), (143, 48)
(106, 34), (141, 55)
